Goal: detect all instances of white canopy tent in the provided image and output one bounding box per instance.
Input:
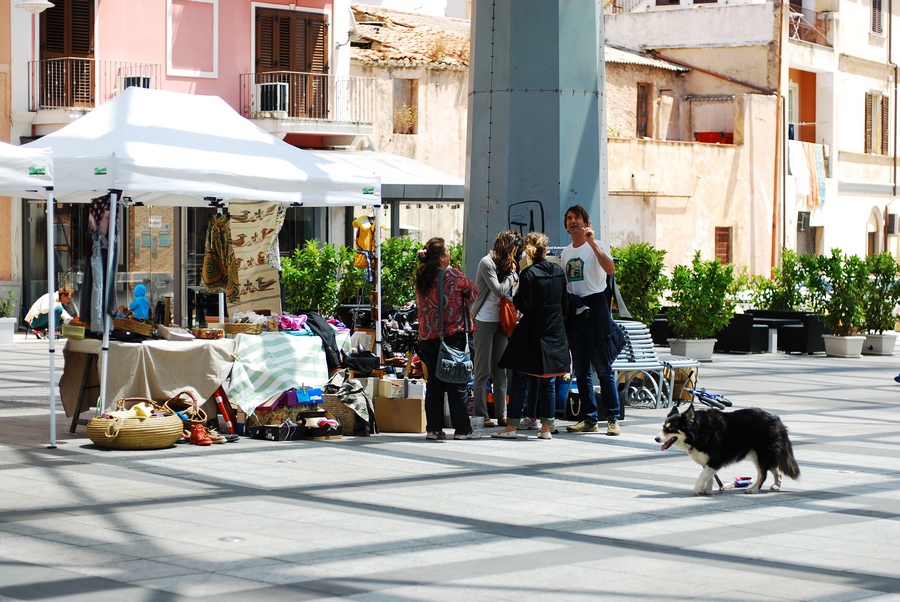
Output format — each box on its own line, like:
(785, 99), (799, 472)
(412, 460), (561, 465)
(16, 87), (382, 447)
(0, 142), (53, 194)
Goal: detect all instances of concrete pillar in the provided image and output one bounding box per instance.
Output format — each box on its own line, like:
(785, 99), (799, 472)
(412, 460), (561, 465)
(464, 0), (607, 276)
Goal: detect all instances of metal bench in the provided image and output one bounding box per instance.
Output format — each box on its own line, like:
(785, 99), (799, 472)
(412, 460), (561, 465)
(613, 320), (700, 408)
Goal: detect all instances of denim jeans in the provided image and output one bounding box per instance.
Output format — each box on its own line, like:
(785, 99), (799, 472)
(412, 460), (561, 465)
(418, 334), (473, 435)
(507, 370), (541, 425)
(90, 233), (117, 334)
(28, 306), (63, 331)
(565, 292), (621, 423)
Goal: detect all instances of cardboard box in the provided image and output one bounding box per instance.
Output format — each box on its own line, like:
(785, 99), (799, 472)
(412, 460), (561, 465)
(405, 379), (426, 399)
(374, 397), (426, 433)
(378, 378), (405, 398)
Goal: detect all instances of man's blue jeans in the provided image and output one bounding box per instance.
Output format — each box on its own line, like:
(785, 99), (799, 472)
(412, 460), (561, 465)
(566, 292), (621, 423)
(28, 306), (63, 331)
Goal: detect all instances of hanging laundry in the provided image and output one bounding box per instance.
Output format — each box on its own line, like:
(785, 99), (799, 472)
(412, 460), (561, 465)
(201, 214), (241, 304)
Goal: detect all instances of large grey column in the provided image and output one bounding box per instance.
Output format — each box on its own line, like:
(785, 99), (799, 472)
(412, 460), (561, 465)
(465, 0), (607, 277)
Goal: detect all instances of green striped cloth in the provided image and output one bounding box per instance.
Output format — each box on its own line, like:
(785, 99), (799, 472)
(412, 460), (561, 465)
(226, 331), (351, 414)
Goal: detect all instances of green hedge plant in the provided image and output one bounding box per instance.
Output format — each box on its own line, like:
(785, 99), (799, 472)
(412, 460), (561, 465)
(280, 240), (353, 317)
(812, 249), (867, 336)
(666, 251), (735, 340)
(862, 251), (900, 334)
(610, 242), (667, 327)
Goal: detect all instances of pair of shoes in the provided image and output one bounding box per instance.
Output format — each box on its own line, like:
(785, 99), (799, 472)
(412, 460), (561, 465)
(517, 418), (538, 430)
(894, 374), (900, 383)
(482, 419), (496, 428)
(490, 429), (518, 439)
(566, 420), (599, 433)
(454, 431), (482, 440)
(426, 431), (442, 440)
(206, 429), (228, 444)
(498, 418), (508, 427)
(189, 424), (212, 445)
(607, 417), (621, 436)
(537, 431), (552, 440)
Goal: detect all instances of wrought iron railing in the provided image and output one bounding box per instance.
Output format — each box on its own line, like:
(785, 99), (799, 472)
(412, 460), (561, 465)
(240, 72), (377, 124)
(789, 7), (832, 48)
(28, 58), (161, 111)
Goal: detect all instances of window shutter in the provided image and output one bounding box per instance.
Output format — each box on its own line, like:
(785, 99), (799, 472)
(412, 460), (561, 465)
(70, 0), (93, 56)
(294, 14), (307, 72)
(41, 0), (65, 56)
(882, 95), (890, 155)
(277, 15), (291, 69)
(307, 16), (329, 74)
(865, 92), (874, 154)
(256, 12), (275, 70)
(873, 0), (883, 34)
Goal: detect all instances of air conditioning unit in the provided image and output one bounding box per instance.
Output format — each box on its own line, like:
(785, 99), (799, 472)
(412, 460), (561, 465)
(797, 211), (811, 233)
(888, 213), (899, 235)
(118, 75), (152, 93)
(253, 82), (289, 116)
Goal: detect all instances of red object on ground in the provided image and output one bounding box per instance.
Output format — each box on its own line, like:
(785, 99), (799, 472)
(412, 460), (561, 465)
(215, 390), (236, 434)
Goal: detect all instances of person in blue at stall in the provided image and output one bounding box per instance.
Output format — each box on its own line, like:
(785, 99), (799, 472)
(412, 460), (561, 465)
(129, 283), (150, 321)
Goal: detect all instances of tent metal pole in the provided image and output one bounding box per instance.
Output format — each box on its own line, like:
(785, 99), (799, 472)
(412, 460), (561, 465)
(46, 189), (57, 449)
(374, 205), (382, 360)
(217, 204), (225, 324)
(99, 190), (119, 411)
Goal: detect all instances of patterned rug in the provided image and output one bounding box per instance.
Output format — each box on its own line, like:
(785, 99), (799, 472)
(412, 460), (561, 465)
(228, 201), (283, 315)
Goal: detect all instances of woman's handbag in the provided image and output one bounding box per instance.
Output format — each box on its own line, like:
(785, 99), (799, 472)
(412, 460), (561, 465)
(498, 296), (517, 337)
(435, 269), (474, 384)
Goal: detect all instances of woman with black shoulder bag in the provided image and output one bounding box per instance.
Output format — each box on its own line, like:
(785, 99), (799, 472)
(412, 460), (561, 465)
(415, 237), (480, 440)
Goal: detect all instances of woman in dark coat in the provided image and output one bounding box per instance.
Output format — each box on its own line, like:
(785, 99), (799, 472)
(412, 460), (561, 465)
(496, 233), (569, 439)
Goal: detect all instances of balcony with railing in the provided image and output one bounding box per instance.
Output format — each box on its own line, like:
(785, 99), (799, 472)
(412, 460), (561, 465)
(28, 58), (161, 111)
(789, 6), (832, 48)
(239, 72), (377, 135)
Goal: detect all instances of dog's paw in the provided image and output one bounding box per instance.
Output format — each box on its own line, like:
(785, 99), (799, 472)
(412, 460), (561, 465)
(769, 483), (781, 491)
(693, 489), (712, 496)
(744, 487), (761, 494)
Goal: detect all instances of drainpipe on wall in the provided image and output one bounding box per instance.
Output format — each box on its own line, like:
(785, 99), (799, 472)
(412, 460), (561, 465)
(773, 0), (786, 272)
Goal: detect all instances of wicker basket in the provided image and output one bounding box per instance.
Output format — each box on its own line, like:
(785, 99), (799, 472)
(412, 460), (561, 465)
(223, 322), (264, 335)
(322, 393), (357, 434)
(113, 318), (153, 337)
(162, 390), (208, 425)
(86, 398), (183, 450)
(192, 327), (224, 340)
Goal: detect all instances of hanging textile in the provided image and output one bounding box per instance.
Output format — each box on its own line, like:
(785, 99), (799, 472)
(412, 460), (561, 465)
(82, 193), (119, 333)
(265, 206), (287, 270)
(201, 214), (242, 304)
(228, 201), (281, 314)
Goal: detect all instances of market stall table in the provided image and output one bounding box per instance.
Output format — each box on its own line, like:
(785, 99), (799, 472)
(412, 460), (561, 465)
(60, 337), (238, 432)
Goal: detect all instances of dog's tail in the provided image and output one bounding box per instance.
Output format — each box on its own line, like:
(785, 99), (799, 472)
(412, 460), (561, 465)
(780, 438), (800, 479)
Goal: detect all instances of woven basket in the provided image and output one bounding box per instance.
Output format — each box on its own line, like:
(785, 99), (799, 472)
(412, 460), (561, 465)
(86, 398), (182, 450)
(223, 322), (264, 335)
(113, 318), (153, 337)
(322, 393), (357, 434)
(162, 390), (208, 425)
(192, 327), (224, 339)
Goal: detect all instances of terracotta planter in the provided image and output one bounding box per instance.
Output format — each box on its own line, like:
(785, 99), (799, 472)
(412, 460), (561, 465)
(822, 334), (866, 358)
(0, 317), (15, 346)
(668, 338), (716, 362)
(862, 332), (897, 356)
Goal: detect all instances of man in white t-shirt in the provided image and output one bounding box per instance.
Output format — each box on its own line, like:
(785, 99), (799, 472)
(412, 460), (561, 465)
(560, 205), (621, 436)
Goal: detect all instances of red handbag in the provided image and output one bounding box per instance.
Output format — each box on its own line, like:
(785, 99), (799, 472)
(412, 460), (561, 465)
(499, 296), (517, 337)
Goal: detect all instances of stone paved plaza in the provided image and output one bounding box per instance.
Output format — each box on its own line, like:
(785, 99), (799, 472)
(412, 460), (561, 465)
(0, 334), (899, 601)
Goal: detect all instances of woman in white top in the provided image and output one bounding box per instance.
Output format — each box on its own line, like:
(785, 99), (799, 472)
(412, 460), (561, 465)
(470, 230), (522, 427)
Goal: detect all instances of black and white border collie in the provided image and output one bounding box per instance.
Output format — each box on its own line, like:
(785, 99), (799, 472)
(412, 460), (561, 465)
(655, 404), (800, 495)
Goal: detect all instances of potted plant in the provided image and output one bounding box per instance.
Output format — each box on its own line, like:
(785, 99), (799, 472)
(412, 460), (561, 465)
(611, 242), (667, 328)
(813, 249), (868, 357)
(666, 251), (735, 361)
(861, 251), (900, 355)
(0, 290), (17, 346)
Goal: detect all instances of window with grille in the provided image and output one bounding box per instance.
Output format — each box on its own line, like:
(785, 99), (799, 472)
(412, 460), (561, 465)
(255, 8), (329, 118)
(865, 92), (890, 155)
(393, 79), (418, 135)
(636, 83), (650, 138)
(872, 0), (884, 34)
(40, 0), (95, 109)
(714, 227), (732, 265)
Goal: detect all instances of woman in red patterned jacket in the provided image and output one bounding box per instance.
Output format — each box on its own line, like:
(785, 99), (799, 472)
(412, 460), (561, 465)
(415, 237), (480, 440)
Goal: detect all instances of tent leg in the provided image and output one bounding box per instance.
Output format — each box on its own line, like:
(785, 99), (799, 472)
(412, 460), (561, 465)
(98, 191), (119, 412)
(46, 189), (57, 449)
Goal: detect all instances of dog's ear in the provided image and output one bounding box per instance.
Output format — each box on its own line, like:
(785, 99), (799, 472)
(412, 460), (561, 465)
(683, 404), (695, 422)
(667, 405), (679, 418)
